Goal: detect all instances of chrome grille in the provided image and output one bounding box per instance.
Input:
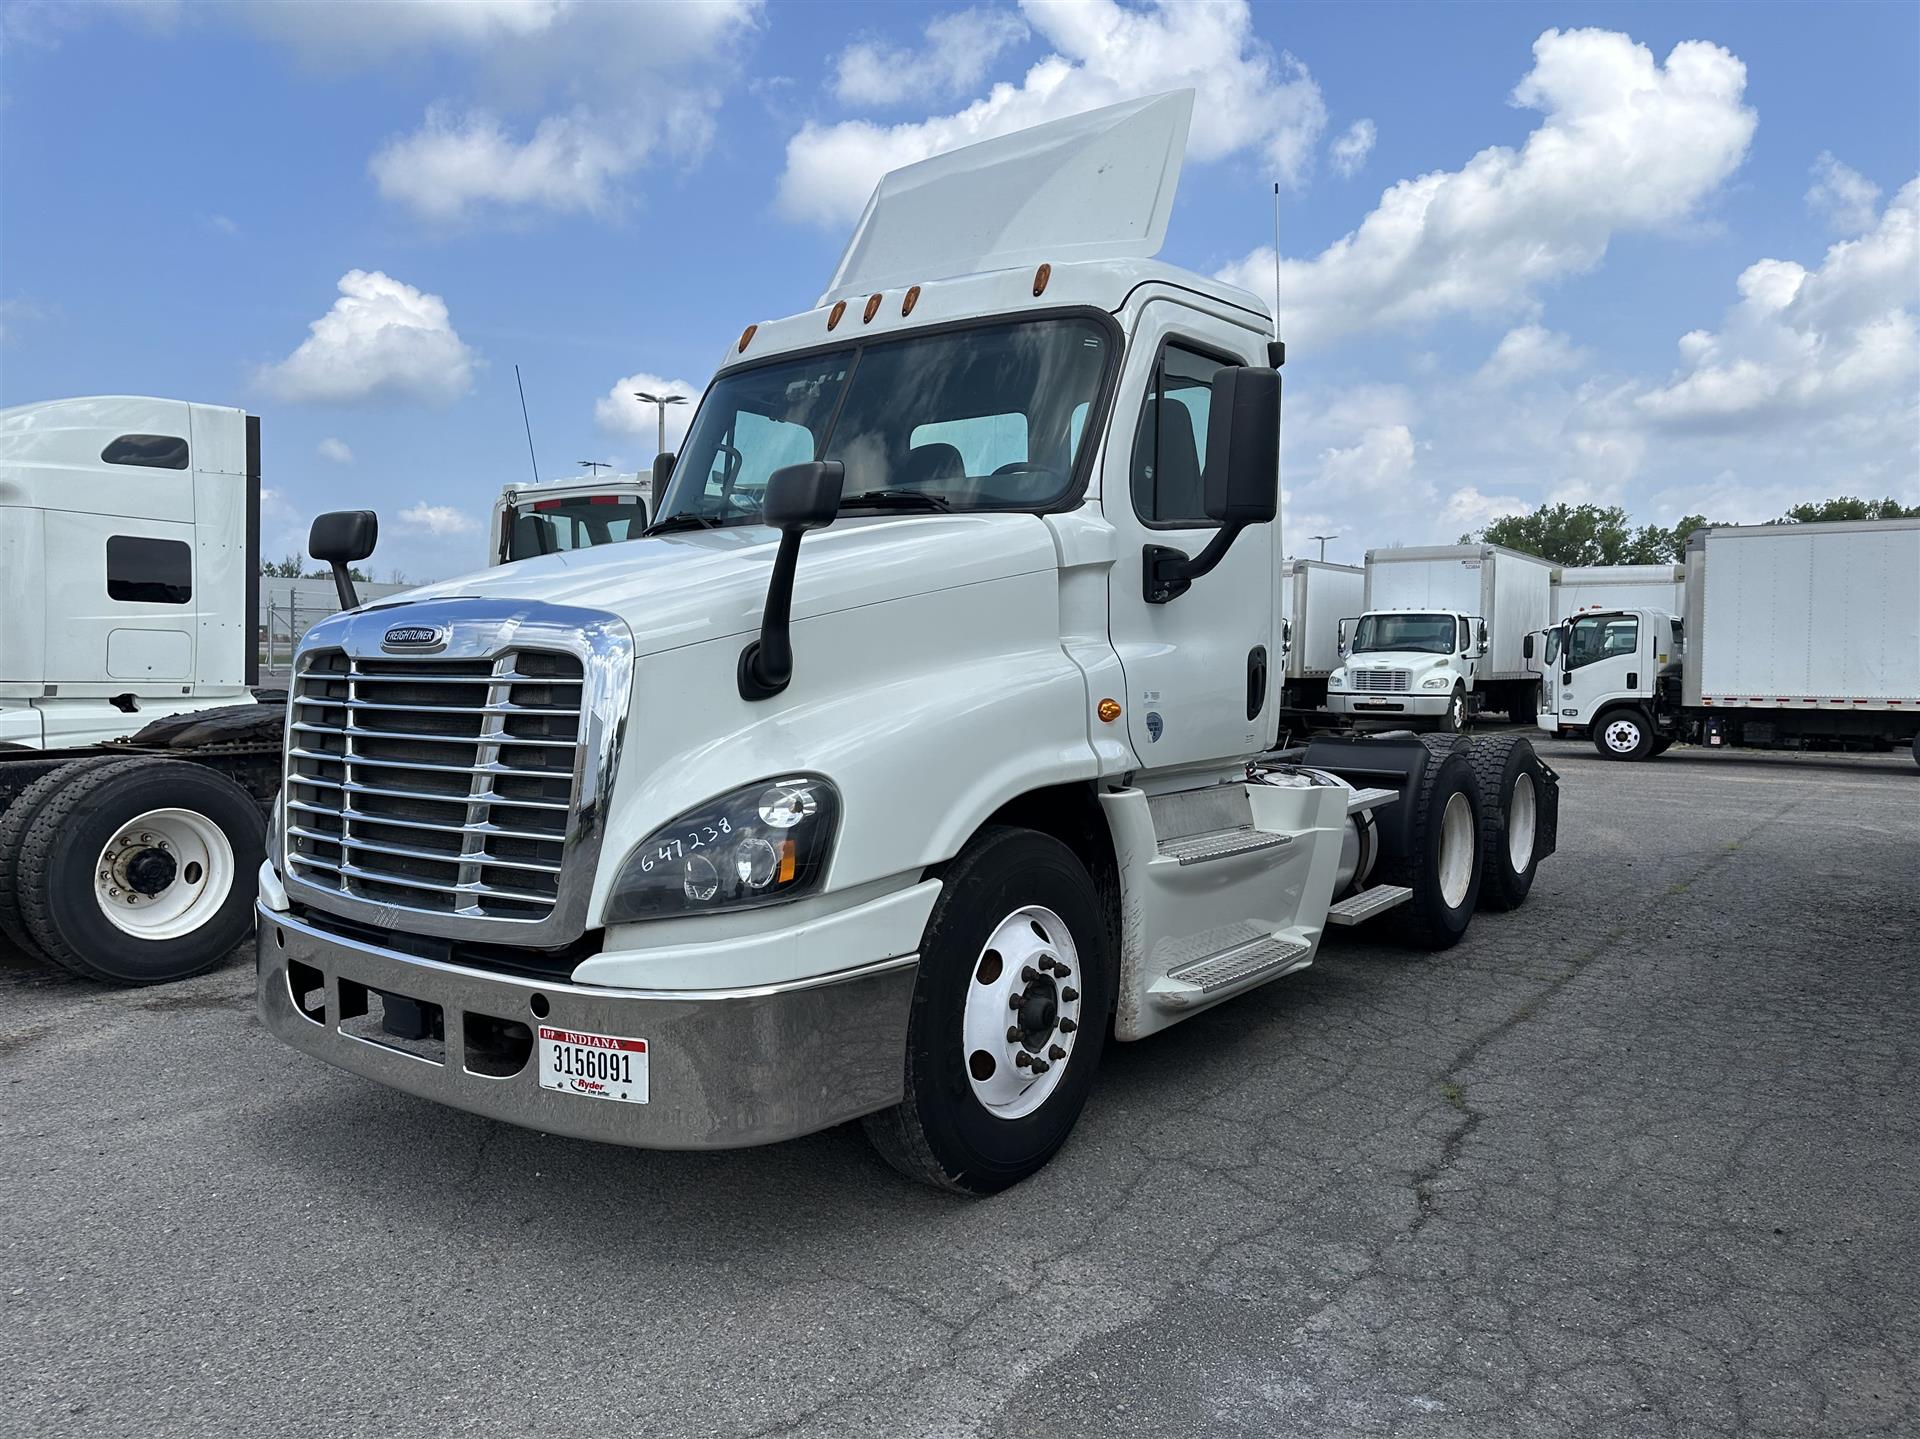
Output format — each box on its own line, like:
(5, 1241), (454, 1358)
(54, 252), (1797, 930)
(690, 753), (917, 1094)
(1350, 668), (1412, 693)
(286, 648), (585, 923)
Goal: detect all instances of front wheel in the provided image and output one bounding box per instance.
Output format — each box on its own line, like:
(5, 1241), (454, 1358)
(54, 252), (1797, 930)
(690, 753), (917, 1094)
(1594, 708), (1655, 761)
(1436, 685), (1467, 734)
(863, 826), (1113, 1195)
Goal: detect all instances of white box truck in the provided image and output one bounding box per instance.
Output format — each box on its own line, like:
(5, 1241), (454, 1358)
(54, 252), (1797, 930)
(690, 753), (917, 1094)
(1327, 544), (1553, 731)
(1536, 519), (1920, 765)
(1551, 564), (1685, 623)
(253, 94), (1563, 1194)
(1277, 558), (1364, 712)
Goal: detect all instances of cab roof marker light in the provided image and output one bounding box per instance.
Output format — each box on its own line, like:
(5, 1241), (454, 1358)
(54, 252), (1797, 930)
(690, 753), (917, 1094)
(827, 300), (847, 331)
(737, 324), (757, 353)
(901, 285), (921, 317)
(863, 294), (883, 323)
(1032, 263), (1052, 297)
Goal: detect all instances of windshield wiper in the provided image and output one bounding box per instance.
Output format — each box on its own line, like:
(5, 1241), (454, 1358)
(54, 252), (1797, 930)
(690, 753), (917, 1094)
(842, 489), (953, 512)
(646, 512), (721, 535)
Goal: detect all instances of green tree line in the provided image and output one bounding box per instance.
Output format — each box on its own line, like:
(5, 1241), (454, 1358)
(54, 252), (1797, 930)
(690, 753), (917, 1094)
(1459, 496), (1917, 567)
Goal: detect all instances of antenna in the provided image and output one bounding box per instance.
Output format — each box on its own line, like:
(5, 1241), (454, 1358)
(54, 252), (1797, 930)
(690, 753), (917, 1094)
(514, 364), (540, 483)
(1268, 183), (1286, 368)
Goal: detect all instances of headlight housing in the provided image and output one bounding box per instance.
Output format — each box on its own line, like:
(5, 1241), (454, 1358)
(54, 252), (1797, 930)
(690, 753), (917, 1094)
(1328, 670), (1347, 689)
(604, 775), (840, 923)
(1421, 675), (1451, 689)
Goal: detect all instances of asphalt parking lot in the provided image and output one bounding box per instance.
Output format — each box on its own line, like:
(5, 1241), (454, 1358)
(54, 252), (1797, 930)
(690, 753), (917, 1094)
(3, 739), (1915, 1438)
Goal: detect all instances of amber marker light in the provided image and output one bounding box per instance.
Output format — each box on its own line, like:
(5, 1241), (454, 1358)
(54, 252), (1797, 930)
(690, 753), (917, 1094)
(902, 285), (921, 316)
(778, 839), (797, 884)
(737, 324), (757, 353)
(863, 293), (883, 323)
(1033, 263), (1052, 297)
(828, 300), (847, 330)
(1097, 698), (1122, 723)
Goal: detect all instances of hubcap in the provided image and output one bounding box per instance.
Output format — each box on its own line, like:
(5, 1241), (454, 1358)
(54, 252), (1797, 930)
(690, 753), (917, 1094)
(962, 905), (1083, 1120)
(1605, 719), (1641, 753)
(94, 808), (235, 940)
(1506, 773), (1537, 874)
(1438, 792), (1475, 910)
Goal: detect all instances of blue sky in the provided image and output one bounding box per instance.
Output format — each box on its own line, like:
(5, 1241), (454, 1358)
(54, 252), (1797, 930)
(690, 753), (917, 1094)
(3, 0), (1915, 580)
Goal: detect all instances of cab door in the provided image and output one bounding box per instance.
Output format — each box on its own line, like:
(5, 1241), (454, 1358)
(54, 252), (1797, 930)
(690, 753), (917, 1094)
(1102, 302), (1273, 770)
(1560, 611), (1643, 722)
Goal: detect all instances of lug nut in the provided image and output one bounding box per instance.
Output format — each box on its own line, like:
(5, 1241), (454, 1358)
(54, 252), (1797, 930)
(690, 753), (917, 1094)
(1007, 1026), (1023, 1043)
(1029, 1058), (1051, 1074)
(1049, 1044), (1067, 1060)
(1021, 965), (1043, 983)
(1059, 1018), (1078, 1033)
(1014, 1051), (1033, 1069)
(1061, 987), (1079, 1003)
(139, 833), (151, 843)
(1008, 995), (1024, 1011)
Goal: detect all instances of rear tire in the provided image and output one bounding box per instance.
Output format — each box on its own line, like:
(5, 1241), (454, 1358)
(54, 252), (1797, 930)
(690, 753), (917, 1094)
(1382, 738), (1482, 949)
(15, 758), (264, 985)
(1466, 734), (1550, 911)
(0, 760), (97, 962)
(1594, 707), (1655, 760)
(863, 826), (1113, 1195)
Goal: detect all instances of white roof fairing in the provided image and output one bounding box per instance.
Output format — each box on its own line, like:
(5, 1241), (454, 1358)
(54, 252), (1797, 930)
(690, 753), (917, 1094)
(820, 91), (1195, 305)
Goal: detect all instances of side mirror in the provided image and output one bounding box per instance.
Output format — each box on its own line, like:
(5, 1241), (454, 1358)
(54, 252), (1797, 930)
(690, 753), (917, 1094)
(309, 510), (378, 610)
(1476, 619), (1490, 655)
(738, 461), (844, 701)
(1144, 366), (1280, 603)
(1280, 617), (1294, 658)
(651, 450), (675, 497)
(1523, 633), (1535, 661)
(1337, 618), (1351, 656)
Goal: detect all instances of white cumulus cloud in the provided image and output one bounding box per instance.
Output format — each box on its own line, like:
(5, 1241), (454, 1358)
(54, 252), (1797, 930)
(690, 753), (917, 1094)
(1328, 118), (1374, 178)
(1476, 325), (1586, 387)
(316, 437), (354, 464)
(1218, 28), (1758, 350)
(260, 270), (478, 406)
(779, 0), (1327, 227)
(371, 107), (634, 222)
(1805, 151), (1882, 236)
(399, 503), (478, 536)
(834, 8), (1031, 107)
(595, 371), (702, 451)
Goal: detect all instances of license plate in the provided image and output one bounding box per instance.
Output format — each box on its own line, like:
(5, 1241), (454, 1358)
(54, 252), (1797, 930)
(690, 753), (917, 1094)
(537, 1025), (649, 1104)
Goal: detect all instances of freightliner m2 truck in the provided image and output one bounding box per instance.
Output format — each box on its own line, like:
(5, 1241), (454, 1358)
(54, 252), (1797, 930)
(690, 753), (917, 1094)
(1328, 544), (1553, 732)
(257, 94), (1561, 1193)
(1536, 518), (1920, 764)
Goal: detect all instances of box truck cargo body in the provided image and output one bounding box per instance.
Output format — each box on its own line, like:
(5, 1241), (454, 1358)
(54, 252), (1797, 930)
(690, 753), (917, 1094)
(1277, 559), (1364, 710)
(1538, 519), (1920, 765)
(1327, 545), (1552, 730)
(1552, 564), (1685, 623)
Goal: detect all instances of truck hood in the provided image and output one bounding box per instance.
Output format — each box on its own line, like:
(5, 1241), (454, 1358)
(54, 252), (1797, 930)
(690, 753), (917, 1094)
(382, 512), (1061, 658)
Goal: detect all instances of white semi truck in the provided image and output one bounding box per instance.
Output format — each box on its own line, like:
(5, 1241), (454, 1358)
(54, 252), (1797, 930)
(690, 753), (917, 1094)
(1550, 563), (1686, 623)
(0, 396), (285, 982)
(255, 94), (1562, 1194)
(1328, 544), (1554, 732)
(1277, 558), (1365, 714)
(1535, 519), (1920, 764)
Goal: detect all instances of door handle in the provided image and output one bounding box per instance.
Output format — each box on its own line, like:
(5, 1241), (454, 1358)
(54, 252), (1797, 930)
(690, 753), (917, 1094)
(1246, 645), (1268, 721)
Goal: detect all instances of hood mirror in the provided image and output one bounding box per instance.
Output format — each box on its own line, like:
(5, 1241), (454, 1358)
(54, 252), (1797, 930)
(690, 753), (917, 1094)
(309, 510), (378, 610)
(738, 461), (844, 701)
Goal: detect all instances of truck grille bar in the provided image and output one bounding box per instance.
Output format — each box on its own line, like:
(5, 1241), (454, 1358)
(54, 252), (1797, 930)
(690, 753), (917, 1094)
(286, 649), (586, 923)
(1349, 668), (1412, 693)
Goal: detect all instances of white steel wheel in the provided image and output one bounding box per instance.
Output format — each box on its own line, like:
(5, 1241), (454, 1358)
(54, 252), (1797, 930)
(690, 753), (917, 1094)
(961, 905), (1084, 1121)
(1506, 772), (1537, 873)
(1448, 690), (1467, 733)
(93, 807), (236, 941)
(1603, 717), (1642, 754)
(1437, 792), (1476, 911)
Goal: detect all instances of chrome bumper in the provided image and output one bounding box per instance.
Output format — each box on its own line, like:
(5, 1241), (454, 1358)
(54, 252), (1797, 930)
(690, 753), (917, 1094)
(257, 906), (917, 1150)
(1329, 693), (1448, 716)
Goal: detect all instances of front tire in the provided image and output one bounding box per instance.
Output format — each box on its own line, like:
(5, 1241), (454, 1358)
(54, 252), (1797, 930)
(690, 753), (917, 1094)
(863, 826), (1113, 1195)
(1594, 707), (1655, 760)
(15, 757), (264, 985)
(1436, 685), (1467, 734)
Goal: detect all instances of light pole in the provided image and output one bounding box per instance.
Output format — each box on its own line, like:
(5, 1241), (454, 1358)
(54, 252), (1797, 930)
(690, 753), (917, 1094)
(633, 391), (686, 458)
(578, 460), (612, 476)
(1310, 533), (1338, 562)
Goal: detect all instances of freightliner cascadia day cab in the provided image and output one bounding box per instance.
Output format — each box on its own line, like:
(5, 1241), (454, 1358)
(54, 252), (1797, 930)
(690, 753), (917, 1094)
(258, 94), (1562, 1193)
(1536, 519), (1920, 765)
(1328, 544), (1554, 732)
(0, 397), (287, 982)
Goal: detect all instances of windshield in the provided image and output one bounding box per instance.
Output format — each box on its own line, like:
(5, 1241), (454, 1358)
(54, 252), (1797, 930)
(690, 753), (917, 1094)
(655, 317), (1111, 527)
(503, 494), (647, 561)
(1351, 613), (1458, 656)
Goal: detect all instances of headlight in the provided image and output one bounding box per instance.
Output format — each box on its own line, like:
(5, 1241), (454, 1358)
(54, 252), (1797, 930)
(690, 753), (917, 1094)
(1421, 675), (1451, 689)
(1329, 671), (1346, 689)
(604, 775), (840, 923)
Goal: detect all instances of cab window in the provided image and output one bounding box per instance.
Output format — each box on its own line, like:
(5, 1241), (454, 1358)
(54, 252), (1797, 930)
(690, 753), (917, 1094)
(1566, 614), (1638, 669)
(1132, 343), (1224, 527)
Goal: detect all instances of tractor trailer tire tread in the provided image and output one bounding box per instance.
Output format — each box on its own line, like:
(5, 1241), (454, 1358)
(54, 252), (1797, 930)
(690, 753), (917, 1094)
(15, 757), (265, 986)
(1379, 739), (1483, 949)
(0, 759), (102, 962)
(862, 825), (1112, 1196)
(1465, 734), (1551, 911)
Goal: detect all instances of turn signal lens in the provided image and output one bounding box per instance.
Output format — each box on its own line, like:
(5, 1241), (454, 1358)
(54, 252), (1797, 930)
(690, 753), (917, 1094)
(1097, 698), (1122, 723)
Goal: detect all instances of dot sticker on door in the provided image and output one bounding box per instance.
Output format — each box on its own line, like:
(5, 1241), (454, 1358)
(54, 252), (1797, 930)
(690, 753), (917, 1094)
(1146, 712), (1164, 742)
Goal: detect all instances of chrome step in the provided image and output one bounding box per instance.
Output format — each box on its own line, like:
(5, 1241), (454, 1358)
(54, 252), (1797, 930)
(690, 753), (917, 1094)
(1326, 884), (1413, 926)
(1157, 825), (1293, 866)
(1163, 935), (1313, 1001)
(1346, 786), (1398, 815)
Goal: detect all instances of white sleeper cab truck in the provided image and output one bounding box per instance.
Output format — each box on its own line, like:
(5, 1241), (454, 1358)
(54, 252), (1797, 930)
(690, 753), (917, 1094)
(1536, 518), (1920, 765)
(0, 396), (288, 983)
(491, 474), (653, 567)
(1329, 544), (1554, 731)
(256, 94), (1561, 1194)
(1276, 558), (1365, 716)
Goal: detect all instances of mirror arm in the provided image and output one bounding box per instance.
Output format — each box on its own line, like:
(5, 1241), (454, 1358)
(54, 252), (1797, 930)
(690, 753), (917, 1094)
(738, 529), (804, 700)
(328, 562), (361, 612)
(1143, 522), (1246, 605)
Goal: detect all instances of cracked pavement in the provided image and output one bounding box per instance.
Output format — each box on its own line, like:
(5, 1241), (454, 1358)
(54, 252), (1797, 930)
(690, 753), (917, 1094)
(3, 740), (1915, 1437)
